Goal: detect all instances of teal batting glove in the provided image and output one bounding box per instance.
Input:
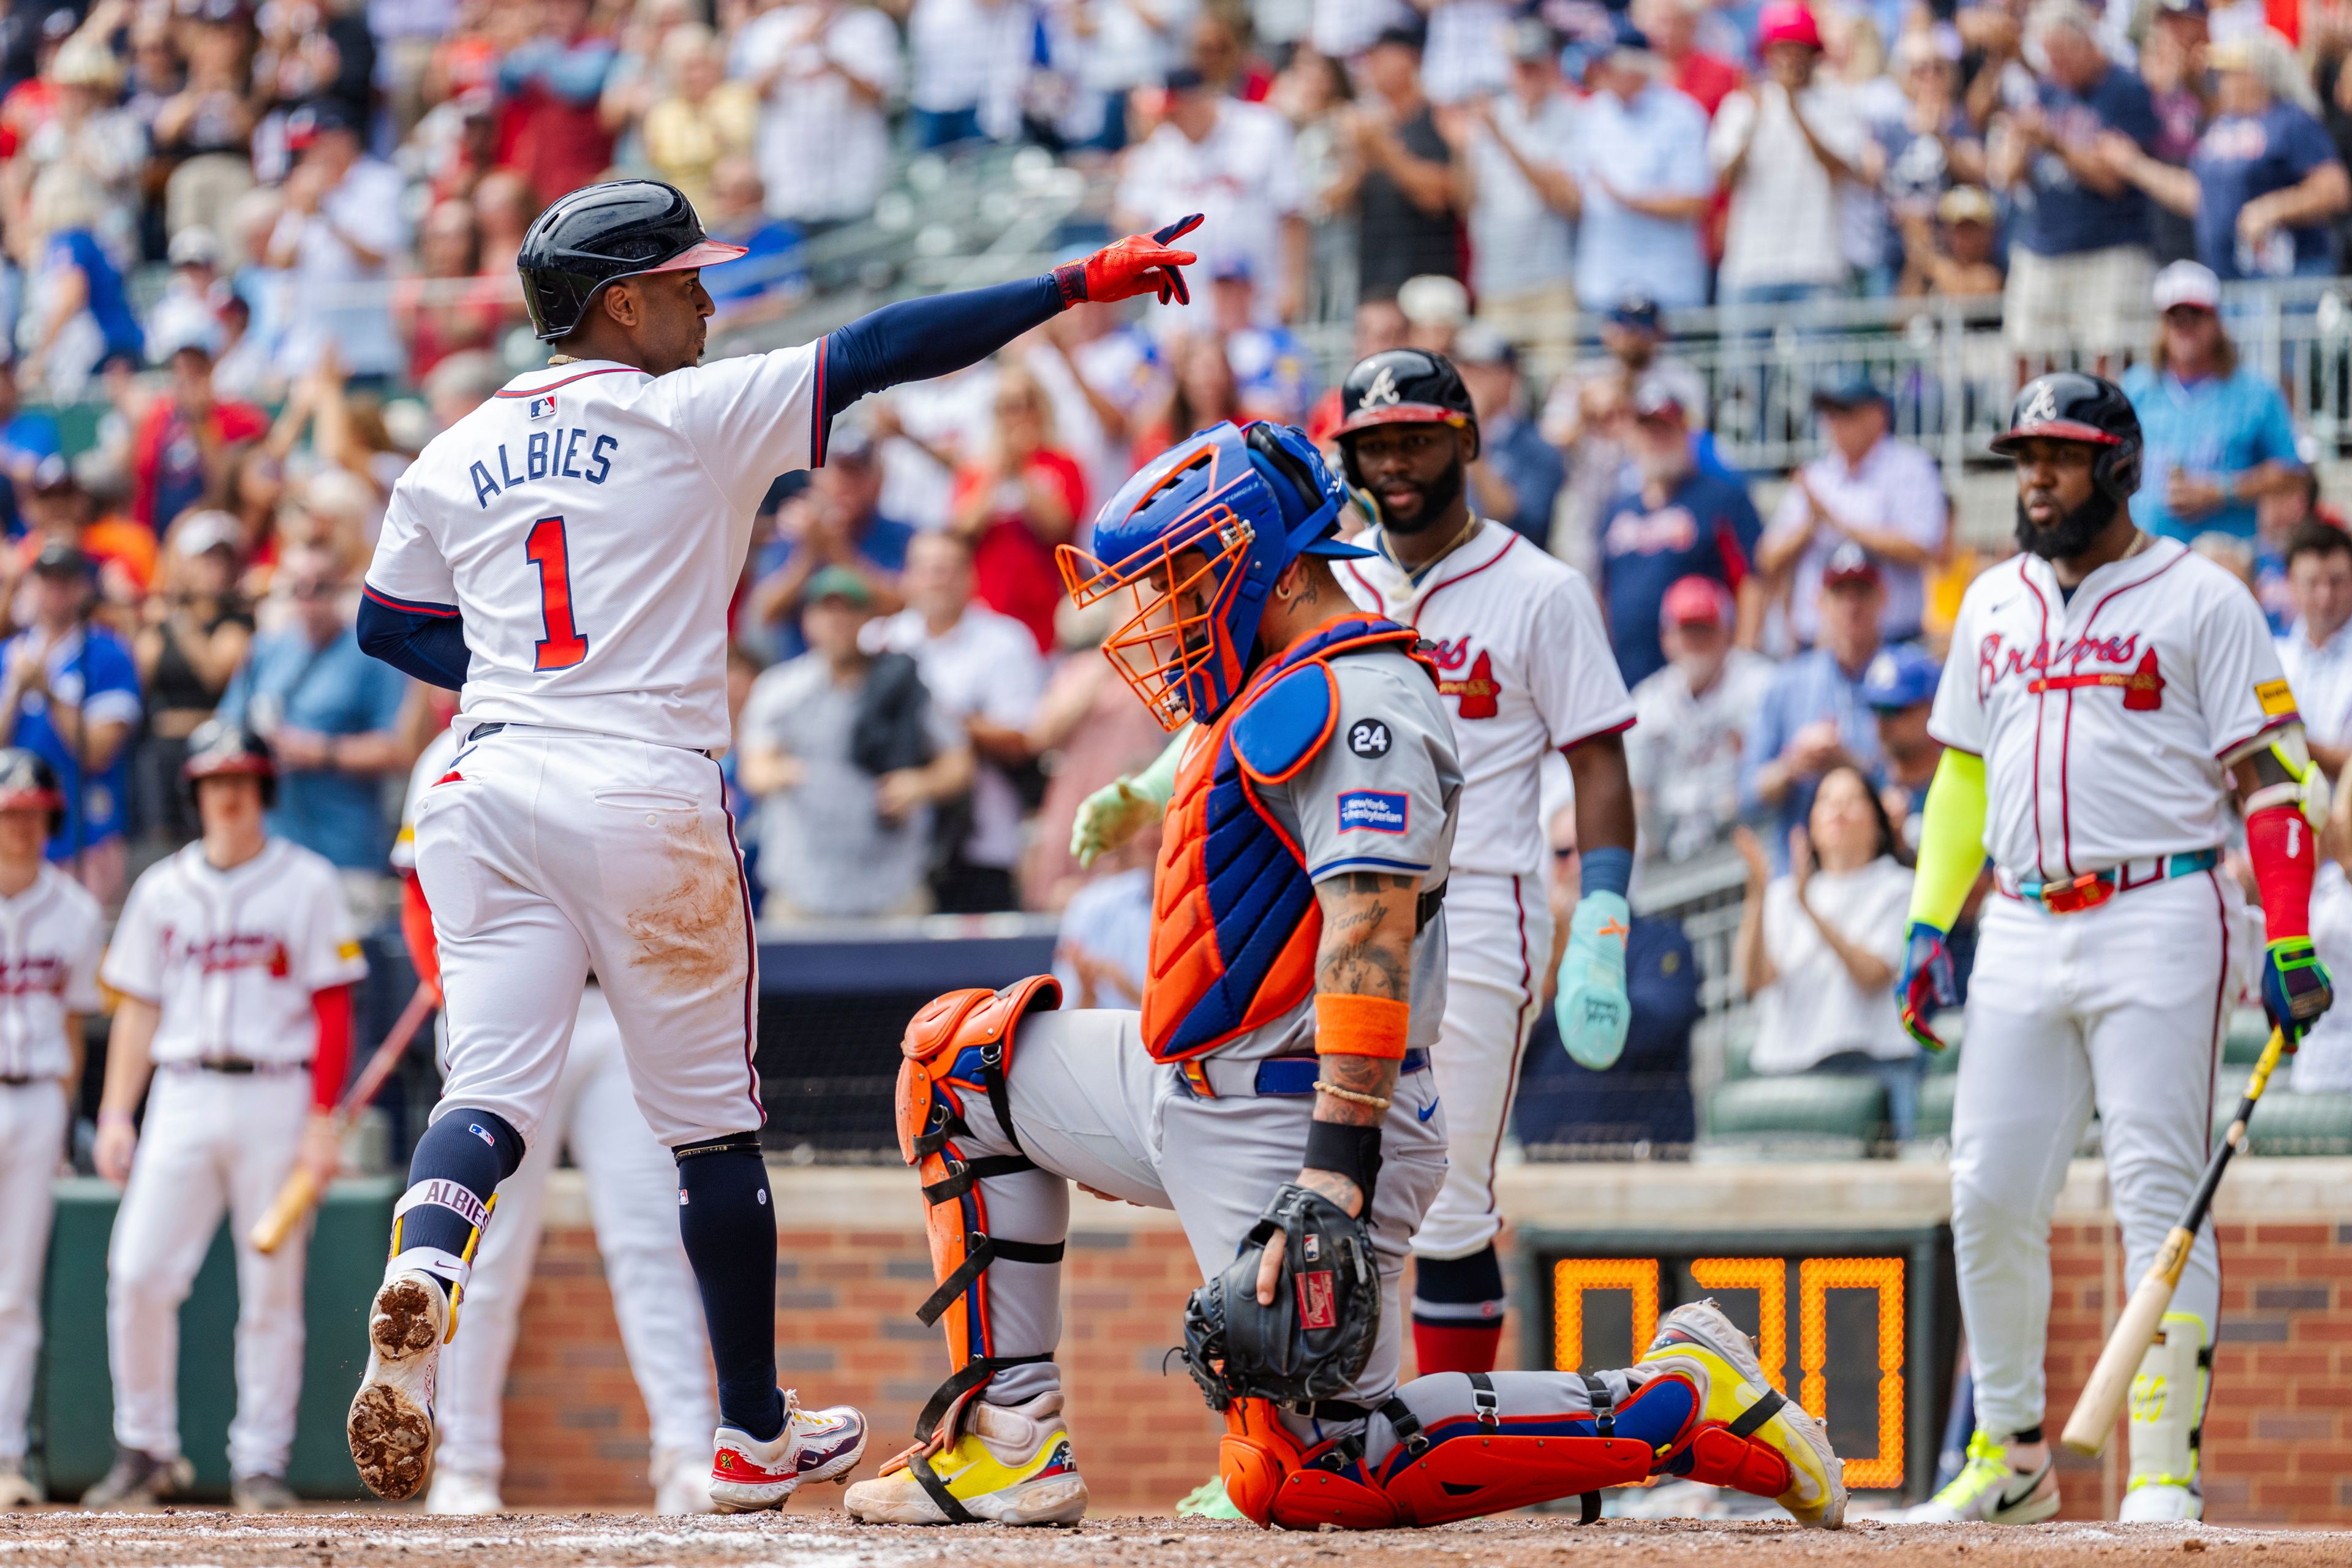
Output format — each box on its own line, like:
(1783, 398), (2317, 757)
(1555, 891), (1632, 1070)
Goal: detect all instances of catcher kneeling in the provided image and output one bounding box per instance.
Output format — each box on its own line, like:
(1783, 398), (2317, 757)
(843, 421), (1847, 1531)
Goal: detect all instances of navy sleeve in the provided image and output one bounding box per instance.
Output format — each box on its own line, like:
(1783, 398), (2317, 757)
(358, 590), (470, 691)
(818, 274), (1066, 426)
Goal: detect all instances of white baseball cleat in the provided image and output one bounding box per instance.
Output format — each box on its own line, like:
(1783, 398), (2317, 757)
(1902, 1431), (2059, 1524)
(346, 1269), (448, 1502)
(424, 1467), (505, 1515)
(708, 1390), (868, 1513)
(0, 1457), (40, 1509)
(2118, 1482), (2201, 1523)
(653, 1446), (715, 1515)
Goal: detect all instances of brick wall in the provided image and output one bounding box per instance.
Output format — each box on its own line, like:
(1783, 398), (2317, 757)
(501, 1211), (1231, 1512)
(498, 1167), (2352, 1523)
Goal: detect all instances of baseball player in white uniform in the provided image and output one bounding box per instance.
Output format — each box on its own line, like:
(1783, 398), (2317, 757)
(0, 750), (103, 1510)
(836, 419), (1843, 1532)
(388, 731), (720, 1515)
(1901, 374), (2334, 1525)
(1326, 349), (1639, 1376)
(347, 176), (1204, 1506)
(88, 720), (367, 1513)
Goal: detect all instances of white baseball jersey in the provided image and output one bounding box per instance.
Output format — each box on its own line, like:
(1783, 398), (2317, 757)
(101, 839), (368, 1065)
(1929, 537), (2294, 881)
(1338, 520), (1635, 877)
(0, 865), (102, 1080)
(365, 347), (824, 752)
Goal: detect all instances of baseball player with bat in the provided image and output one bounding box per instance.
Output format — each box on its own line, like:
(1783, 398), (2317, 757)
(349, 176), (1206, 1506)
(86, 721), (367, 1512)
(0, 750), (104, 1510)
(838, 420), (1845, 1532)
(1899, 373), (2334, 1525)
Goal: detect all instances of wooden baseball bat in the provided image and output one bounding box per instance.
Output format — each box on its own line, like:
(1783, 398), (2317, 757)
(2060, 1025), (2288, 1457)
(248, 982), (439, 1255)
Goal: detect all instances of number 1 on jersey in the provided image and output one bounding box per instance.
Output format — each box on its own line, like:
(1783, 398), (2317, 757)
(525, 515), (589, 671)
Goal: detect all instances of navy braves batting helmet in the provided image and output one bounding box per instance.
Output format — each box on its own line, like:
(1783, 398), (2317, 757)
(516, 179), (749, 342)
(0, 748), (64, 837)
(1989, 371), (2143, 504)
(1333, 349), (1480, 486)
(183, 718), (277, 808)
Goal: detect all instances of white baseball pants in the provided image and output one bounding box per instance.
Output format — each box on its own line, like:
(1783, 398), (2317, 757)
(434, 988), (717, 1482)
(107, 1068), (312, 1477)
(412, 725), (760, 1148)
(1412, 870), (1550, 1261)
(0, 1080), (66, 1462)
(1950, 872), (2241, 1439)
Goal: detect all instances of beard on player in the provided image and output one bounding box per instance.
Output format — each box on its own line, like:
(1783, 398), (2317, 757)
(2013, 483), (2119, 562)
(1370, 450), (1466, 535)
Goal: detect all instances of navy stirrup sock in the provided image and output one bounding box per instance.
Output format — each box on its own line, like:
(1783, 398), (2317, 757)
(396, 1109), (525, 1288)
(676, 1135), (785, 1442)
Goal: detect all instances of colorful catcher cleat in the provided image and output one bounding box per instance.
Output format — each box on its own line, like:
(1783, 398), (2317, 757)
(1638, 1299), (1849, 1529)
(845, 1392), (1088, 1525)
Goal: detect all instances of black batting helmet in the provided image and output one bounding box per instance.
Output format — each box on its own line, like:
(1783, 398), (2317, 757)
(183, 719), (277, 808)
(516, 179), (749, 343)
(1333, 349), (1480, 486)
(0, 748), (64, 838)
(1989, 372), (2143, 503)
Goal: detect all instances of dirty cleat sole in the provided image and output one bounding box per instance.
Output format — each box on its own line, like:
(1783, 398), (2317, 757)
(347, 1272), (446, 1501)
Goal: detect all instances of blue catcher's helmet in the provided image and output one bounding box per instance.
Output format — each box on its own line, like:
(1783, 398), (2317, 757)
(1057, 420), (1372, 731)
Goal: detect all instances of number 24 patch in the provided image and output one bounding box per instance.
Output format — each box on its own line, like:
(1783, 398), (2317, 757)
(1337, 790), (1409, 834)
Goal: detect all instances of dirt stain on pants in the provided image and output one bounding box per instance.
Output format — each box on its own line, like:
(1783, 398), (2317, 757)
(625, 816), (748, 995)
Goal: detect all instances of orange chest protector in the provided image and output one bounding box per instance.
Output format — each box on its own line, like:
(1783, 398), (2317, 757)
(1141, 616), (1430, 1062)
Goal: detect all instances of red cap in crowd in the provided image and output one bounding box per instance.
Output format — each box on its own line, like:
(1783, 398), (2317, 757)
(1662, 575), (1732, 627)
(1758, 1), (1823, 49)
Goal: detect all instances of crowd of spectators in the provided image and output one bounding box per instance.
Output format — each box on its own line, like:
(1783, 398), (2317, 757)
(15, 0), (2352, 1142)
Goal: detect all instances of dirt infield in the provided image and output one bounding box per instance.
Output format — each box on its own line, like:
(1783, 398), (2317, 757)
(4, 1511), (2347, 1568)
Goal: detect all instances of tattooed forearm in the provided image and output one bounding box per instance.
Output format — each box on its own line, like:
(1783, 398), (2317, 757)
(1311, 871), (1419, 1126)
(1316, 1050), (1400, 1126)
(1314, 872), (1417, 1000)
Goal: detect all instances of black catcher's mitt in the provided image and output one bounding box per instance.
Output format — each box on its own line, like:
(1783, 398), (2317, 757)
(1182, 1183), (1380, 1408)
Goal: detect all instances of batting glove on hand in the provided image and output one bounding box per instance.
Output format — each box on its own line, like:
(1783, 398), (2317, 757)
(1070, 774), (1163, 867)
(1555, 891), (1631, 1070)
(1055, 214), (1202, 307)
(2261, 935), (2334, 1048)
(1898, 921), (1958, 1052)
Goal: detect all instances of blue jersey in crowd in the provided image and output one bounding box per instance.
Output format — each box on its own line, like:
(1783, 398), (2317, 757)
(3, 625), (141, 860)
(1598, 469), (1762, 687)
(44, 230), (145, 363)
(2191, 102), (2342, 281)
(1740, 646), (1889, 869)
(2012, 67), (2158, 257)
(219, 625), (412, 869)
(2122, 364), (2302, 541)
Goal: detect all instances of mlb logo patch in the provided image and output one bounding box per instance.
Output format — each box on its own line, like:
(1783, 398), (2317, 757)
(1336, 790), (1409, 834)
(526, 394), (559, 420)
(1297, 1270), (1337, 1330)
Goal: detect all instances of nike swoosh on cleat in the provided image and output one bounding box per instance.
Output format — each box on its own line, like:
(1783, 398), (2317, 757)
(1997, 1471), (2048, 1511)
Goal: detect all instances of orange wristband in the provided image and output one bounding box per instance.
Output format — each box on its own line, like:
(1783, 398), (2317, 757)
(1314, 993), (1411, 1059)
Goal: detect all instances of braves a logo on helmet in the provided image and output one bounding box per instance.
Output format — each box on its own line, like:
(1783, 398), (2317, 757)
(1360, 365), (1402, 408)
(2017, 380), (2059, 428)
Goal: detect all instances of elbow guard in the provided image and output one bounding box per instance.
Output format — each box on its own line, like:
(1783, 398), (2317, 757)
(1907, 747), (1988, 935)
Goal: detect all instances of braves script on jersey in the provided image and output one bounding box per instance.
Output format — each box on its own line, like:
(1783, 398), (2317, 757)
(0, 866), (101, 1080)
(101, 839), (367, 1065)
(364, 348), (822, 752)
(1337, 521), (1634, 876)
(1929, 536), (2296, 880)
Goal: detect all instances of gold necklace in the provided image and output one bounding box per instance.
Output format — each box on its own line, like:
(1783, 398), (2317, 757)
(1385, 513), (1483, 585)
